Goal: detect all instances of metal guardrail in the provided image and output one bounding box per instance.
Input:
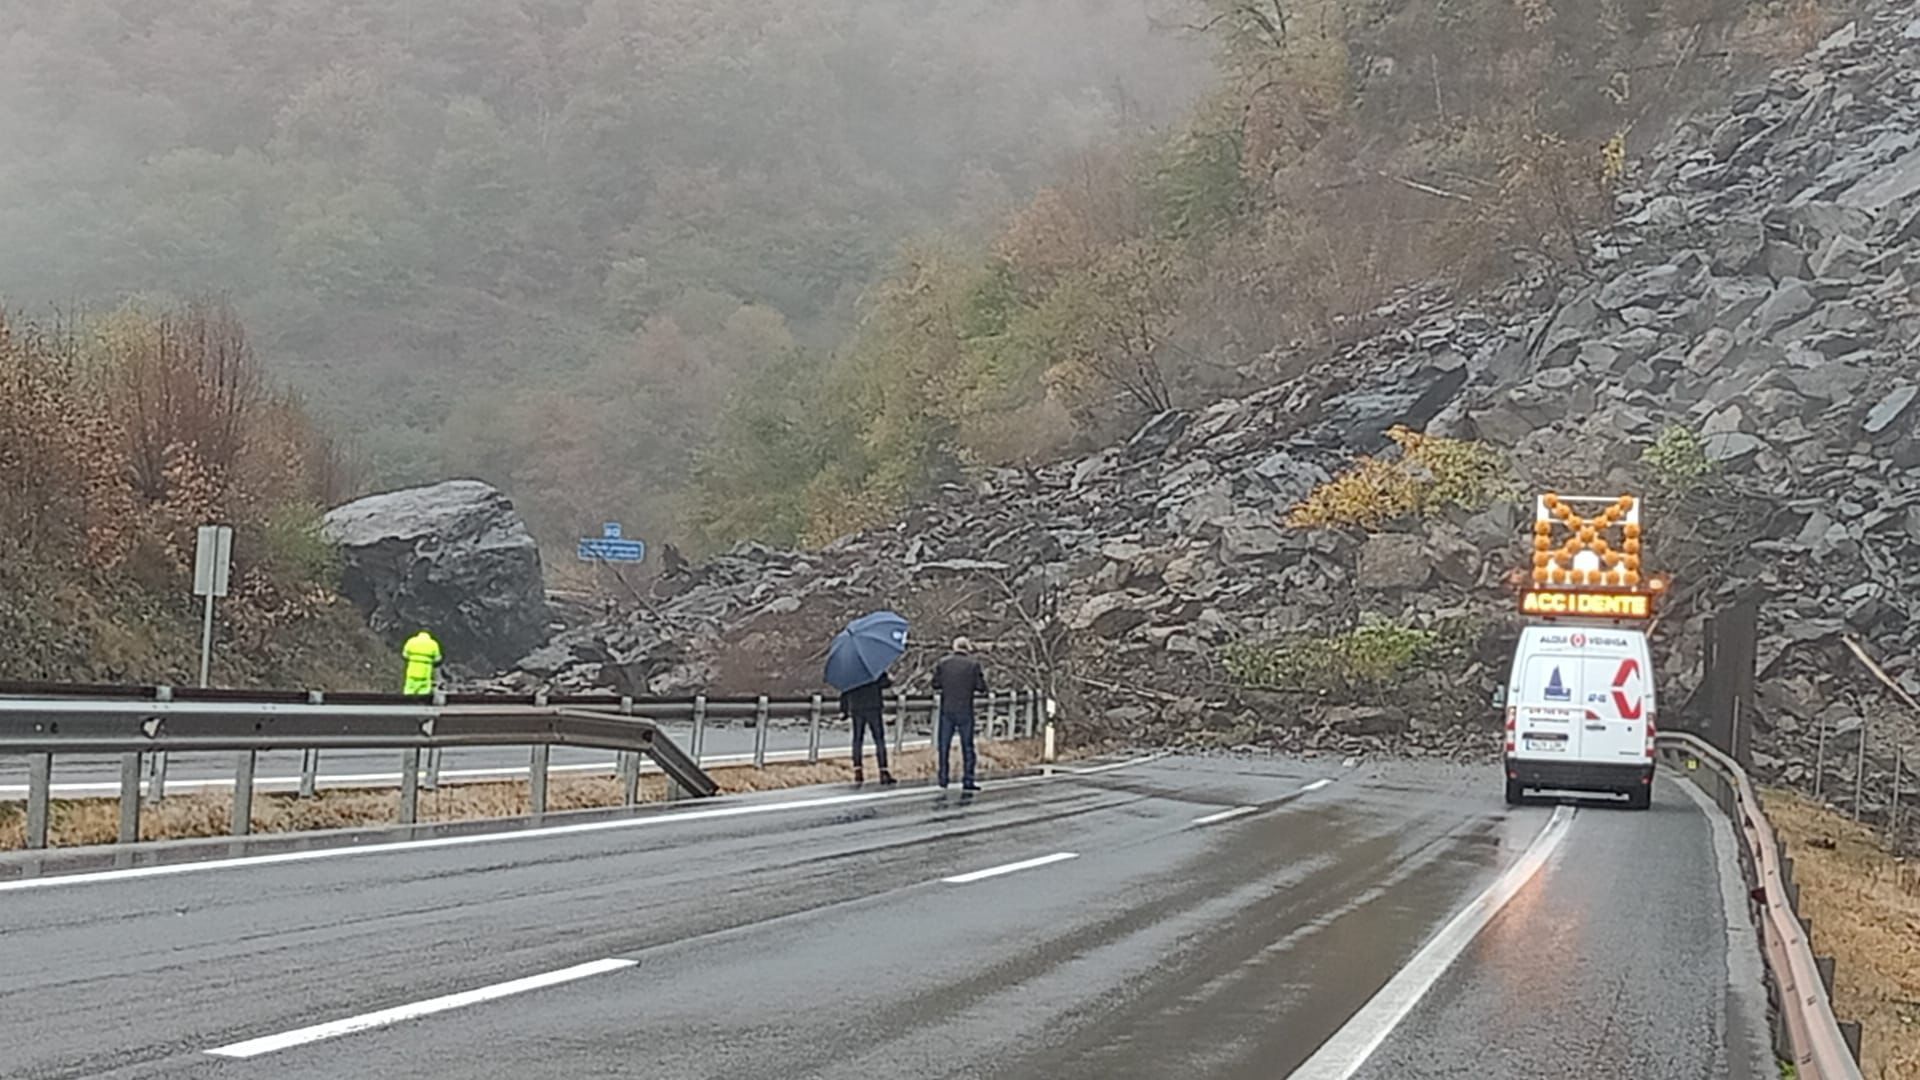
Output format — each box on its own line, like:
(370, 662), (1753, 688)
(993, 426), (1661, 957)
(0, 686), (1047, 850)
(1656, 731), (1864, 1080)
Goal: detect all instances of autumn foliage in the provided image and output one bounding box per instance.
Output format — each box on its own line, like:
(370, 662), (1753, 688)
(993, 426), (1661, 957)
(694, 0), (1794, 549)
(0, 301), (377, 684)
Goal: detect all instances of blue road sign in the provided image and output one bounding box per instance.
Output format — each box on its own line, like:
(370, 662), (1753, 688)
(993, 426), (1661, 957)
(579, 522), (645, 563)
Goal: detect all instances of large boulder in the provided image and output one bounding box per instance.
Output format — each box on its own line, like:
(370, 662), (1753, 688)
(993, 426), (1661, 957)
(322, 480), (551, 670)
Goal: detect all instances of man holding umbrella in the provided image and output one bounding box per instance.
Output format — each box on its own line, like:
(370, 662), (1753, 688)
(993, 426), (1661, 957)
(825, 611), (909, 787)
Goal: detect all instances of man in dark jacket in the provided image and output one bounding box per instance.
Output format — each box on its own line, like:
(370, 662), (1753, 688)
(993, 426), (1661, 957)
(931, 638), (989, 790)
(840, 670), (896, 786)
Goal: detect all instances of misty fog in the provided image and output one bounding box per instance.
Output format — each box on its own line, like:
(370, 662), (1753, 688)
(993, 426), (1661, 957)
(0, 0), (1211, 549)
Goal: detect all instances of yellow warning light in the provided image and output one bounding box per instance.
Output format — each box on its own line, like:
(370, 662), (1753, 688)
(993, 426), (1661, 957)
(1526, 493), (1656, 601)
(1649, 576), (1667, 592)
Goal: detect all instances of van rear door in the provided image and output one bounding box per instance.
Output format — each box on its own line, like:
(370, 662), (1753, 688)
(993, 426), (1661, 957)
(1510, 629), (1582, 758)
(1572, 634), (1653, 763)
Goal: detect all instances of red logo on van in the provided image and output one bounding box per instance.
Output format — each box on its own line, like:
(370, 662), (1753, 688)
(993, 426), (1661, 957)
(1612, 658), (1644, 720)
(1570, 633), (1587, 648)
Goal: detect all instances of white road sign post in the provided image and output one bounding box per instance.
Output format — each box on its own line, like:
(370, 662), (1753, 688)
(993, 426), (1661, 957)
(193, 525), (234, 689)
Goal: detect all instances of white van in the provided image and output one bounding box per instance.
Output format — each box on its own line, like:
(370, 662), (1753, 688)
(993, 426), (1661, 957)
(1502, 625), (1657, 809)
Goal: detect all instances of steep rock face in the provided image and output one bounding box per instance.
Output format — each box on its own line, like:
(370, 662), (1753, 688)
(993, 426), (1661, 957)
(323, 480), (549, 671)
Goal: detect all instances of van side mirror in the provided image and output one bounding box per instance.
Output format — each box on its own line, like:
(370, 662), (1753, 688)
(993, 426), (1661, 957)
(1490, 686), (1507, 707)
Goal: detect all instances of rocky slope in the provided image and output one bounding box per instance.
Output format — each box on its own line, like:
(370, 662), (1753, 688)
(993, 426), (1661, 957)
(489, 7), (1920, 823)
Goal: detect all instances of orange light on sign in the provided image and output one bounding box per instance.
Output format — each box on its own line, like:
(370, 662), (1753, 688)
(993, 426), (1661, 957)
(1520, 589), (1654, 619)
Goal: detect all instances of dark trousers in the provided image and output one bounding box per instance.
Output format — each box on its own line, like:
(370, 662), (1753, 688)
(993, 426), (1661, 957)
(937, 712), (977, 787)
(851, 711), (888, 772)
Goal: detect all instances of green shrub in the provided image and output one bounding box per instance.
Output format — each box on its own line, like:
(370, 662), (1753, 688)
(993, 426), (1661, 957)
(258, 502), (341, 588)
(1290, 426), (1514, 530)
(1641, 425), (1714, 494)
(1222, 618), (1440, 693)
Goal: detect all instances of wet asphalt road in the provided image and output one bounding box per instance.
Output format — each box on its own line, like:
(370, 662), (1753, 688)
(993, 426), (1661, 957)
(0, 722), (934, 798)
(0, 755), (1770, 1079)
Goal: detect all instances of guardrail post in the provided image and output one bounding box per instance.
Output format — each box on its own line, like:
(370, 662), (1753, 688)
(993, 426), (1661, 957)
(231, 751), (257, 837)
(692, 694), (708, 763)
(398, 749), (420, 826)
(619, 696), (640, 805)
(118, 753), (142, 844)
(530, 745), (550, 815)
(425, 689), (447, 791)
(148, 685), (172, 803)
(808, 694), (823, 764)
(300, 691), (324, 798)
(1816, 955), (1836, 995)
(1840, 1020), (1862, 1063)
(985, 690), (999, 742)
(893, 689), (908, 758)
(25, 753), (52, 850)
(753, 696), (770, 768)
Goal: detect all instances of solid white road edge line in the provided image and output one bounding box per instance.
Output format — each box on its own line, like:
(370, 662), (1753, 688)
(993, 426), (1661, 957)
(1285, 804), (1575, 1080)
(1672, 769), (1775, 1072)
(943, 851), (1079, 884)
(203, 958), (637, 1059)
(0, 751), (1167, 893)
(1, 741), (940, 798)
(1191, 806), (1260, 826)
(1300, 778), (1334, 793)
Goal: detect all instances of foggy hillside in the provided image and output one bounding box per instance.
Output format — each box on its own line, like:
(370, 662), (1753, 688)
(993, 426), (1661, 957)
(0, 0), (1212, 548)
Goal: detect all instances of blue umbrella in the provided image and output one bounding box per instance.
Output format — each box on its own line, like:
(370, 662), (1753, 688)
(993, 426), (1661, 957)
(824, 611), (909, 692)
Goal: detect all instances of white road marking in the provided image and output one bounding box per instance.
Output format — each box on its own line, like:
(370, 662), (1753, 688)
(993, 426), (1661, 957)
(0, 752), (1166, 893)
(0, 741), (938, 799)
(1192, 806), (1260, 826)
(1300, 778), (1334, 793)
(943, 851), (1079, 884)
(1286, 804), (1575, 1080)
(204, 958), (636, 1058)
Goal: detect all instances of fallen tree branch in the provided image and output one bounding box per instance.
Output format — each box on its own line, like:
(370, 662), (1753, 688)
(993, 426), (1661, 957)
(1069, 673), (1208, 705)
(1841, 634), (1920, 717)
(1376, 170), (1475, 203)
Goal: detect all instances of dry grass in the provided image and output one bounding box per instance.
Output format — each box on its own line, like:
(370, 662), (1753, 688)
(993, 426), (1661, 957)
(0, 741), (1048, 852)
(1764, 790), (1920, 1080)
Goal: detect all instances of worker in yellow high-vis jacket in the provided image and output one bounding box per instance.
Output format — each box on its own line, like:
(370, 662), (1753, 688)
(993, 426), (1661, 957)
(402, 630), (443, 695)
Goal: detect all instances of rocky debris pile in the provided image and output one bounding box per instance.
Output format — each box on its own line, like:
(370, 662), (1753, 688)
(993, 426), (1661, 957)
(501, 7), (1920, 785)
(323, 480), (550, 671)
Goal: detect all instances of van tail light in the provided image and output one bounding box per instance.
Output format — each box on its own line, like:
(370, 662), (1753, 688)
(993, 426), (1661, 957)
(1504, 706), (1516, 754)
(1644, 711), (1657, 759)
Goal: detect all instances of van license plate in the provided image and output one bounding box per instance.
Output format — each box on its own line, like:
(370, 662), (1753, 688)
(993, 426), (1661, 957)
(1524, 734), (1567, 751)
